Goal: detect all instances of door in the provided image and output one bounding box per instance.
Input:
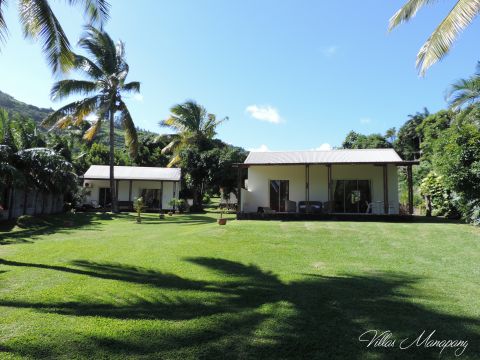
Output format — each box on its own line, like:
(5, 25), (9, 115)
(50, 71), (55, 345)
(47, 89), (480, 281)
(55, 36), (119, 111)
(140, 189), (162, 209)
(99, 188), (111, 207)
(269, 180), (289, 212)
(333, 180), (371, 213)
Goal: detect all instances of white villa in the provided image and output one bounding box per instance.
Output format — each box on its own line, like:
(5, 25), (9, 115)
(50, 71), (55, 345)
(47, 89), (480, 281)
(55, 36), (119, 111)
(82, 165), (181, 210)
(237, 149), (417, 217)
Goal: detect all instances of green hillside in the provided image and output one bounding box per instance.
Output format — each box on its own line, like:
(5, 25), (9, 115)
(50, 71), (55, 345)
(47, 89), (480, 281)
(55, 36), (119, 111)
(0, 90), (53, 123)
(0, 90), (161, 149)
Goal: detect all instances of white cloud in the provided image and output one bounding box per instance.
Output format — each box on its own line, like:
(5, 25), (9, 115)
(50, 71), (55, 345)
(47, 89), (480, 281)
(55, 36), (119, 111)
(85, 114), (98, 122)
(133, 93), (144, 102)
(248, 144), (270, 152)
(245, 105), (282, 124)
(322, 45), (338, 57)
(360, 117), (372, 124)
(313, 143), (332, 151)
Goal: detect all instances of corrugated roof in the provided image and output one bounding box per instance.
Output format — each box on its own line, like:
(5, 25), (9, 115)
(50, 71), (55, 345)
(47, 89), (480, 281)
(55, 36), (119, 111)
(83, 165), (181, 181)
(244, 149), (403, 165)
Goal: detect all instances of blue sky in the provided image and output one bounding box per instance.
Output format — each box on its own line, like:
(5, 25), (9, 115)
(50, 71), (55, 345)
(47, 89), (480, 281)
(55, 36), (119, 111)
(1, 1), (479, 151)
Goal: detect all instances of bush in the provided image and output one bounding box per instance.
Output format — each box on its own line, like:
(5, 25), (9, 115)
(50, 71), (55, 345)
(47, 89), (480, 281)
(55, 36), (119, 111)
(133, 197), (145, 223)
(16, 215), (42, 228)
(169, 198), (187, 212)
(202, 193), (211, 204)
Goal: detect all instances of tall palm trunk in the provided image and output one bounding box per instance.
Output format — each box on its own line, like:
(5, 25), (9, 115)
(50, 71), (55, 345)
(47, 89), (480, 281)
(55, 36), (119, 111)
(109, 109), (118, 213)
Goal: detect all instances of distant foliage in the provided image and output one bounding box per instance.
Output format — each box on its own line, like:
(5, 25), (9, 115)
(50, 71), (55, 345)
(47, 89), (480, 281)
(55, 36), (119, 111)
(341, 131), (392, 149)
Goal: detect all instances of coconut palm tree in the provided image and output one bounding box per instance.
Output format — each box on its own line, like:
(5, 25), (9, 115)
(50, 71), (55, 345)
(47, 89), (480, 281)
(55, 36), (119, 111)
(389, 0), (480, 75)
(447, 62), (480, 110)
(43, 26), (140, 213)
(159, 100), (227, 167)
(0, 0), (109, 73)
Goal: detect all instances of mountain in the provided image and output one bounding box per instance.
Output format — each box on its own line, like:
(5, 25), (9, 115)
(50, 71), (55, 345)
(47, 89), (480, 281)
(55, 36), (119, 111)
(0, 90), (53, 123)
(0, 89), (161, 149)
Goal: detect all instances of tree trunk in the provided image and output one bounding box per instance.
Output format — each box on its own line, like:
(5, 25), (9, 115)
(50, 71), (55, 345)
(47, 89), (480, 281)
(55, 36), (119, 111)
(425, 195), (432, 217)
(192, 188), (203, 211)
(109, 109), (118, 213)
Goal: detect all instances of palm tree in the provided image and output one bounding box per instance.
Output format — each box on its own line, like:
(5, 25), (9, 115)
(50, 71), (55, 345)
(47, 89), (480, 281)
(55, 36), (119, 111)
(0, 0), (109, 73)
(447, 62), (480, 110)
(389, 0), (480, 75)
(43, 26), (140, 213)
(159, 100), (227, 167)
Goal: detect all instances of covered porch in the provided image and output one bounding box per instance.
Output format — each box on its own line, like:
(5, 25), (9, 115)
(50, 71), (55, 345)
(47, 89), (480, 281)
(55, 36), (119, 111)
(235, 149), (418, 219)
(81, 165), (181, 212)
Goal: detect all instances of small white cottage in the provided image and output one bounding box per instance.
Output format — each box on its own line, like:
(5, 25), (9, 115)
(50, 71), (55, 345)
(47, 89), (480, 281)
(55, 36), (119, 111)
(237, 149), (418, 216)
(82, 165), (181, 210)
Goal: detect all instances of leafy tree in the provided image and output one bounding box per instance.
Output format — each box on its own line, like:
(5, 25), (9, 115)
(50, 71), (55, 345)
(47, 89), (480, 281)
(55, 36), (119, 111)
(134, 133), (169, 167)
(389, 0), (480, 75)
(0, 0), (109, 73)
(44, 27), (140, 213)
(385, 127), (397, 143)
(159, 100), (227, 167)
(417, 110), (454, 162)
(74, 143), (131, 174)
(430, 109), (480, 223)
(419, 172), (454, 217)
(394, 108), (429, 160)
(341, 131), (391, 149)
(447, 62), (480, 111)
(178, 141), (247, 211)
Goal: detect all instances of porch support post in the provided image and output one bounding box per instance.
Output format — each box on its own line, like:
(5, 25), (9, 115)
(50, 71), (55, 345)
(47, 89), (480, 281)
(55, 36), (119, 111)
(237, 166), (242, 213)
(407, 165), (413, 215)
(160, 180), (164, 210)
(115, 180), (119, 203)
(383, 165), (389, 214)
(305, 165), (310, 213)
(327, 164), (333, 213)
(173, 182), (176, 211)
(128, 180), (132, 202)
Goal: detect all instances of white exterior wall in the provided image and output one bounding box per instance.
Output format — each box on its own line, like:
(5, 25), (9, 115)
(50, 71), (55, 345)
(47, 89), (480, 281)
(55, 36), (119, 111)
(243, 164), (399, 214)
(83, 179), (179, 210)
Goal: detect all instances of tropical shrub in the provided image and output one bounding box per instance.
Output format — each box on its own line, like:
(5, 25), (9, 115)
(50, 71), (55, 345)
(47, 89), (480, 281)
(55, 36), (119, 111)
(133, 197), (145, 223)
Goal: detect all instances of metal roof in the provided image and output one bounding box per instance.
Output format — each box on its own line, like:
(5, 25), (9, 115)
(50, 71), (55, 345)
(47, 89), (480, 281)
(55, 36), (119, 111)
(83, 165), (181, 181)
(244, 149), (405, 165)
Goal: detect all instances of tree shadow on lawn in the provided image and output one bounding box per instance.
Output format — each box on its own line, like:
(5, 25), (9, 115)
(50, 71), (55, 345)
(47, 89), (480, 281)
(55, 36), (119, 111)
(0, 213), (122, 245)
(0, 258), (478, 359)
(138, 214), (217, 225)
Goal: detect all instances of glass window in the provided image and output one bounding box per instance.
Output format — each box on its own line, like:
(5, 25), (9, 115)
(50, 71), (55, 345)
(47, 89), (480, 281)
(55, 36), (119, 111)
(269, 180), (289, 212)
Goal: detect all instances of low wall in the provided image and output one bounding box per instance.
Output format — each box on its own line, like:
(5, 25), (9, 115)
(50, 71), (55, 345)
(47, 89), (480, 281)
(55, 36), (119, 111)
(0, 189), (64, 221)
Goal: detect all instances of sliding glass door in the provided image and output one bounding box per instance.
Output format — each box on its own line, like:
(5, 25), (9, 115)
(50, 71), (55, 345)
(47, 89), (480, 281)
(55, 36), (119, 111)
(140, 189), (162, 209)
(99, 188), (111, 207)
(333, 180), (371, 213)
(269, 180), (289, 212)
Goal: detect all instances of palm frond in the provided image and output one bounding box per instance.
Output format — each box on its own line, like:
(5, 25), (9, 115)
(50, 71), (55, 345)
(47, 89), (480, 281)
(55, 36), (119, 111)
(42, 95), (100, 127)
(80, 25), (116, 74)
(83, 118), (102, 141)
(73, 54), (104, 79)
(118, 100), (138, 157)
(0, 0), (8, 44)
(166, 154), (181, 168)
(389, 0), (438, 30)
(50, 79), (98, 101)
(78, 26), (116, 73)
(447, 76), (480, 110)
(66, 0), (110, 25)
(122, 81), (140, 93)
(161, 138), (179, 154)
(416, 0), (480, 75)
(53, 115), (73, 130)
(19, 0), (74, 73)
(159, 116), (188, 133)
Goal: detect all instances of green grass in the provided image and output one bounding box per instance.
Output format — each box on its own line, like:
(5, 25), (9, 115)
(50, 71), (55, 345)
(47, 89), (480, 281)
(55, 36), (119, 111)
(0, 212), (479, 359)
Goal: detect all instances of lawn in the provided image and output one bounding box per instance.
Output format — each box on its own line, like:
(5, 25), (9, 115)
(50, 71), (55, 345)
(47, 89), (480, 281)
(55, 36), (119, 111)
(0, 212), (479, 359)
